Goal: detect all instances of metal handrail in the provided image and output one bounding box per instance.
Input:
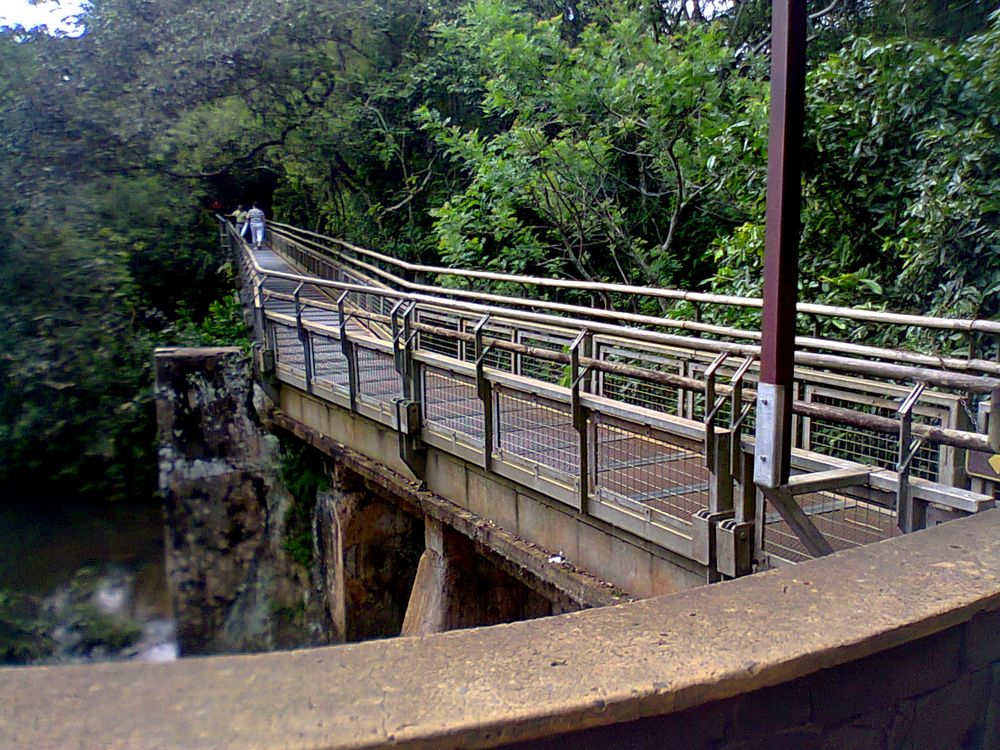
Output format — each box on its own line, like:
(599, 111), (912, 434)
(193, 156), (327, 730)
(270, 221), (1000, 338)
(245, 268), (999, 461)
(269, 224), (1000, 377)
(246, 245), (1000, 397)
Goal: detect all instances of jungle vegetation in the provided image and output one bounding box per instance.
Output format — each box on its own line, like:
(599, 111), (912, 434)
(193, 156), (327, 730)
(0, 0), (997, 504)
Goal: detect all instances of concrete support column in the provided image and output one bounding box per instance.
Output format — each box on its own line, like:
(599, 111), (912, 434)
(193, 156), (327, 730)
(156, 347), (333, 655)
(314, 468), (425, 642)
(156, 347), (274, 654)
(401, 518), (551, 636)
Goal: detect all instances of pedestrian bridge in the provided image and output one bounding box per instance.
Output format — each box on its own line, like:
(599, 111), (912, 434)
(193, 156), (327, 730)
(6, 221), (1000, 750)
(231, 218), (998, 587)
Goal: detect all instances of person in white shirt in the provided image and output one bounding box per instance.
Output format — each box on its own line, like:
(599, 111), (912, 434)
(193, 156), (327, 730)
(247, 203), (266, 248)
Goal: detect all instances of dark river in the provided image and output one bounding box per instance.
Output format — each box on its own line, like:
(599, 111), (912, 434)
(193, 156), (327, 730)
(0, 499), (177, 664)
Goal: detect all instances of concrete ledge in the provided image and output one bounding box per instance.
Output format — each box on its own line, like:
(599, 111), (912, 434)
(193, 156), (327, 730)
(4, 510), (1000, 749)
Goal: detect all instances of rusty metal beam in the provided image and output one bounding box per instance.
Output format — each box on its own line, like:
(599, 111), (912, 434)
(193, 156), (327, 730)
(755, 0), (808, 489)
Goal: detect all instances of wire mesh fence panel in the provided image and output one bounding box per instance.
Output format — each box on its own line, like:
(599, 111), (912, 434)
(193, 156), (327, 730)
(380, 293), (398, 319)
(687, 359), (759, 432)
(803, 390), (943, 480)
(763, 490), (901, 564)
(310, 331), (351, 391)
(272, 322), (304, 369)
(422, 367), (484, 443)
(596, 344), (687, 416)
(356, 346), (400, 403)
(461, 319), (516, 372)
(415, 309), (462, 359)
(496, 388), (578, 476)
(593, 416), (708, 528)
(601, 372), (684, 417)
(515, 331), (576, 385)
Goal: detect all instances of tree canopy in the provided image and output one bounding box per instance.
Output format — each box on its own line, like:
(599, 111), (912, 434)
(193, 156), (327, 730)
(1, 0), (997, 503)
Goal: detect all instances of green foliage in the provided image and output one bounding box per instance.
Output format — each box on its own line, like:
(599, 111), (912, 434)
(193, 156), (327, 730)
(66, 603), (143, 653)
(279, 443), (330, 569)
(167, 293), (250, 351)
(417, 3), (770, 298)
(0, 567), (145, 664)
(0, 590), (55, 664)
(1, 0), (999, 510)
(731, 17), (997, 350)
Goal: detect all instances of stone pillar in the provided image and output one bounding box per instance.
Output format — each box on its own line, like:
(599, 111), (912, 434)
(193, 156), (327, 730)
(155, 347), (332, 654)
(401, 518), (552, 636)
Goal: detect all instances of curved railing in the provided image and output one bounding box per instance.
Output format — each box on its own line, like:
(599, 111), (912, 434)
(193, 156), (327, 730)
(222, 217), (997, 572)
(269, 221), (1000, 374)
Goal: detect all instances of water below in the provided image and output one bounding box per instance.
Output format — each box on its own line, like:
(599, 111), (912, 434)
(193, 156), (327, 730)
(0, 499), (177, 664)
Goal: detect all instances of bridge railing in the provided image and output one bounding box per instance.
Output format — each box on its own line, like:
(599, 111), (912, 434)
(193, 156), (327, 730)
(225, 219), (997, 577)
(269, 222), (1000, 371)
(270, 225), (992, 483)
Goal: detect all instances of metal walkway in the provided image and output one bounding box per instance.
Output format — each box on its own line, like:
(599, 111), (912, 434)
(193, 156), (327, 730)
(226, 220), (998, 578)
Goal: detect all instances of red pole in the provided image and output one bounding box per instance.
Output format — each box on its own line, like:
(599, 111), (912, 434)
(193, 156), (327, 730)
(754, 0), (808, 488)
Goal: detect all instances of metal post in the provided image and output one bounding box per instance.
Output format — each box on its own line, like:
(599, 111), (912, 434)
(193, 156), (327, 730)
(897, 383), (927, 533)
(703, 351), (729, 469)
(473, 315), (494, 470)
(754, 0), (808, 489)
(569, 329), (591, 513)
(389, 300), (406, 382)
(401, 303), (418, 401)
(218, 217), (227, 256)
(337, 290), (359, 412)
(729, 356), (756, 523)
(393, 301), (425, 481)
(293, 282), (313, 392)
(255, 276), (270, 355)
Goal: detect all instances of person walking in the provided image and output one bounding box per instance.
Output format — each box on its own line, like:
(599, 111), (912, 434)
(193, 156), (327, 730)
(227, 205), (248, 238)
(247, 203), (266, 248)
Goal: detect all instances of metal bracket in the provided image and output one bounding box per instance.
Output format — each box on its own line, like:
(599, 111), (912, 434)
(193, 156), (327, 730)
(897, 382), (927, 533)
(760, 467), (870, 562)
(255, 341), (276, 376)
(692, 508), (735, 581)
(762, 485), (835, 558)
(703, 352), (730, 469)
(759, 466), (870, 561)
(395, 398), (422, 435)
(753, 383), (786, 488)
(395, 398), (426, 483)
(717, 518), (755, 577)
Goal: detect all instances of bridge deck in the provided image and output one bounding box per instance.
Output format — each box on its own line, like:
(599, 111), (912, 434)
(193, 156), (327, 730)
(256, 245), (711, 531)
